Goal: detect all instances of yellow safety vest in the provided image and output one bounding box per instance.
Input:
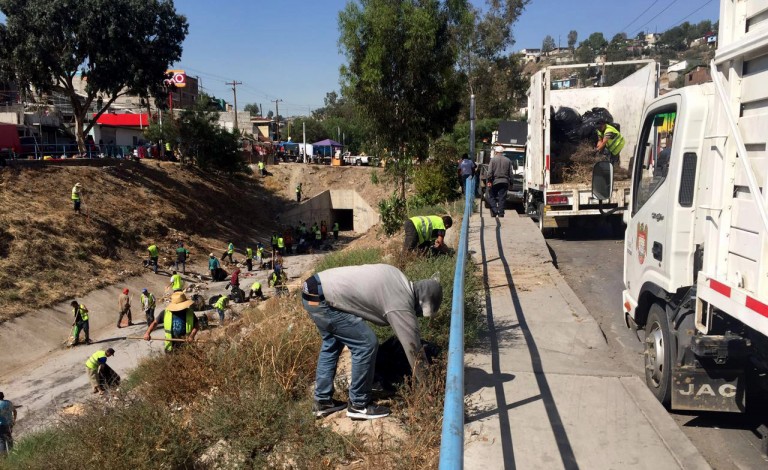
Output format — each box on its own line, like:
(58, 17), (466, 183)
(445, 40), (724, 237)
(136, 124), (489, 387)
(246, 247), (253, 259)
(214, 296), (228, 310)
(85, 350), (107, 369)
(163, 308), (194, 352)
(227, 243), (234, 254)
(171, 274), (183, 291)
(165, 142), (171, 151)
(258, 162), (265, 170)
(251, 282), (262, 291)
(598, 124), (625, 156)
(277, 237), (285, 248)
(148, 245), (159, 257)
(256, 247), (264, 257)
(141, 293), (155, 309)
(73, 304), (89, 322)
(71, 186), (80, 201)
(410, 216), (445, 245)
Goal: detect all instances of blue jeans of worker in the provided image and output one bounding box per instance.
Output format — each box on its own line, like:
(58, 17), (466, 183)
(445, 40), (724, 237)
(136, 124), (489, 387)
(303, 298), (378, 407)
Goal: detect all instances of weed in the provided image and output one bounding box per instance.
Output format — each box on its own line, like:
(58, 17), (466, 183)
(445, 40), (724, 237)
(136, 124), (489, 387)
(314, 247), (383, 273)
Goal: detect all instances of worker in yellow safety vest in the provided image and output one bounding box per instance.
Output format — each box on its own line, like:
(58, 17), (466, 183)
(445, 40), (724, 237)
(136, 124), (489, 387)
(144, 292), (199, 352)
(258, 161), (266, 176)
(249, 281), (265, 300)
(596, 120), (625, 165)
(214, 295), (229, 324)
(245, 246), (254, 271)
(85, 348), (115, 394)
(169, 271), (184, 292)
(70, 300), (91, 346)
(71, 182), (82, 214)
(277, 236), (285, 256)
(147, 243), (159, 274)
(403, 215), (453, 254)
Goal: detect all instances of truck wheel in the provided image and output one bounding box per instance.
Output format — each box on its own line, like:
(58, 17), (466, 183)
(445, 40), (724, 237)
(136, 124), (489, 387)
(645, 303), (672, 406)
(356, 159), (362, 166)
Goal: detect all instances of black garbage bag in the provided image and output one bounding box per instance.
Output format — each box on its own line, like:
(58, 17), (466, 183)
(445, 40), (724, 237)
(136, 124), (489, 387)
(578, 107), (616, 142)
(551, 106), (582, 143)
(374, 336), (441, 391)
(99, 364), (121, 388)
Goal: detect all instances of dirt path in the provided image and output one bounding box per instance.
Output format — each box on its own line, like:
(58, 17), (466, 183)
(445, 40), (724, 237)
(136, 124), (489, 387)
(0, 251), (323, 438)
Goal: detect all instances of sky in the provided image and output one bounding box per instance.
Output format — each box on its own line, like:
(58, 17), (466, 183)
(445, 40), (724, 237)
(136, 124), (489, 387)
(174, 0), (719, 117)
(1, 1), (721, 117)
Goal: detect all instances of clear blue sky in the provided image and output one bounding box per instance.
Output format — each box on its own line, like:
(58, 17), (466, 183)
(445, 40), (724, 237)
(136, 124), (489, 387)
(175, 0), (719, 117)
(1, 1), (720, 116)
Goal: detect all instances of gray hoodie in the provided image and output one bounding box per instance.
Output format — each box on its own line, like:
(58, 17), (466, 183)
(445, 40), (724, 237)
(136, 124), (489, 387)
(488, 153), (514, 186)
(317, 264), (429, 379)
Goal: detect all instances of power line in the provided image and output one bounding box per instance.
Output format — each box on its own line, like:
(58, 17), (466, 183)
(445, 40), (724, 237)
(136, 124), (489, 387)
(618, 0), (659, 35)
(665, 0), (715, 30)
(632, 0), (681, 36)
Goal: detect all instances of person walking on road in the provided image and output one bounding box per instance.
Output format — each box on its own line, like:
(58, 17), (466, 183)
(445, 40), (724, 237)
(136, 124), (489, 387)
(175, 242), (190, 274)
(302, 264), (442, 419)
(85, 348), (115, 394)
(486, 146), (514, 218)
(457, 153), (477, 195)
(296, 182), (302, 202)
(70, 300), (92, 345)
(71, 182), (83, 214)
(596, 119), (625, 165)
(147, 243), (159, 274)
(141, 288), (156, 325)
(332, 221), (340, 240)
(403, 215), (453, 254)
(117, 288), (133, 328)
(0, 391), (17, 454)
(144, 292), (200, 352)
(208, 253), (220, 280)
(169, 271), (184, 292)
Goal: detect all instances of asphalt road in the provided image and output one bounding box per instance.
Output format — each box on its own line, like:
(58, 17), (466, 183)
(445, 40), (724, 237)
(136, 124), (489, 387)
(543, 220), (768, 470)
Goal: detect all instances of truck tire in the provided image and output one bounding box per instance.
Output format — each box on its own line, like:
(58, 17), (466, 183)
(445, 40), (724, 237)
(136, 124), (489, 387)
(645, 303), (672, 406)
(355, 159), (362, 166)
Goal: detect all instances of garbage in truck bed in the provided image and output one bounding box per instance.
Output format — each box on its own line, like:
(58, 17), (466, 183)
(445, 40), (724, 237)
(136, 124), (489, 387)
(549, 106), (629, 184)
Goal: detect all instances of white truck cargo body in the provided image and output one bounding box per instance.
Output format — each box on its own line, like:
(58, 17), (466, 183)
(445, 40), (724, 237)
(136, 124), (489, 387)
(526, 60), (658, 231)
(616, 0), (768, 413)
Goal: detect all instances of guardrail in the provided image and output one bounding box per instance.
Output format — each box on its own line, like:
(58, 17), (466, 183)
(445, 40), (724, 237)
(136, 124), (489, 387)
(10, 143), (143, 160)
(439, 174), (475, 469)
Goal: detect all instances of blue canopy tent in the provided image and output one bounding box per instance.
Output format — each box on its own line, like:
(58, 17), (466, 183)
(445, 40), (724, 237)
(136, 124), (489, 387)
(311, 139), (342, 157)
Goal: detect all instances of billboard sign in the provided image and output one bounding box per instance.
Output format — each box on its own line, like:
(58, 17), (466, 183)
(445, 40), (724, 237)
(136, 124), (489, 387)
(164, 70), (186, 88)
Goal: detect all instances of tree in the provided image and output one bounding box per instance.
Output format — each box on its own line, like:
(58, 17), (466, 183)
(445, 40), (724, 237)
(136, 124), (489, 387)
(567, 30), (578, 50)
(0, 0), (188, 154)
(338, 0), (464, 201)
(266, 110), (274, 119)
(177, 95), (246, 173)
(542, 35), (556, 55)
(243, 103), (261, 116)
(585, 32), (608, 53)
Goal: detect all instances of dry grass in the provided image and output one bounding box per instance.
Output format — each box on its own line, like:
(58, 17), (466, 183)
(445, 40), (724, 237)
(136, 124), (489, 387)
(551, 142), (630, 184)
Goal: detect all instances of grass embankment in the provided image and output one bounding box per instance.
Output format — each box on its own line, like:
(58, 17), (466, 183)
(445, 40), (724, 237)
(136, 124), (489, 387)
(4, 205), (482, 469)
(0, 161), (279, 322)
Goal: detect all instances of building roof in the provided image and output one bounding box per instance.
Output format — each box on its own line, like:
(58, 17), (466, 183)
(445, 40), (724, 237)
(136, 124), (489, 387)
(95, 113), (150, 127)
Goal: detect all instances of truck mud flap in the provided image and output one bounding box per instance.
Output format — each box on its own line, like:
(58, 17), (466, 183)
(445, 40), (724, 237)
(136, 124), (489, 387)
(671, 365), (745, 412)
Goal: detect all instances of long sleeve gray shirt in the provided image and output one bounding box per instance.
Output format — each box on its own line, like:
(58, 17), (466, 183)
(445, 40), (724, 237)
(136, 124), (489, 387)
(317, 264), (427, 379)
(488, 154), (514, 185)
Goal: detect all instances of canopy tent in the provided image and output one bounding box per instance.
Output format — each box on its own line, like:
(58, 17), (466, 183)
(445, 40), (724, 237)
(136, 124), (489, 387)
(312, 138), (342, 157)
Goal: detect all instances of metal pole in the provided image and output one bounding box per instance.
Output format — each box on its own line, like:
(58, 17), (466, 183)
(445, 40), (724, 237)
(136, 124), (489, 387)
(469, 94), (476, 163)
(302, 122), (307, 163)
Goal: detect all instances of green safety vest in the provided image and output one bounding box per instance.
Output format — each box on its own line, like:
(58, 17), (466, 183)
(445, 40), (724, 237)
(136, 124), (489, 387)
(73, 304), (89, 322)
(85, 350), (107, 370)
(256, 247), (264, 257)
(251, 282), (262, 291)
(246, 247), (253, 259)
(315, 230), (322, 240)
(148, 245), (159, 257)
(598, 124), (625, 156)
(271, 235), (278, 245)
(296, 185), (301, 193)
(333, 223), (339, 231)
(258, 162), (265, 170)
(163, 308), (194, 352)
(277, 237), (285, 248)
(165, 142), (171, 151)
(71, 186), (80, 201)
(171, 274), (183, 291)
(227, 243), (234, 254)
(410, 216), (445, 245)
(141, 293), (155, 309)
(214, 296), (228, 310)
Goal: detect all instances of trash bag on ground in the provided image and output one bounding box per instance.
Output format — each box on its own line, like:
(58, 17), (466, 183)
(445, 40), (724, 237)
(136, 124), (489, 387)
(99, 364), (121, 388)
(374, 336), (441, 391)
(551, 106), (582, 143)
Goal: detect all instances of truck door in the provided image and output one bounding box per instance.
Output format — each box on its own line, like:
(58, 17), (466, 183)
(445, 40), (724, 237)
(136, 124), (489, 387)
(625, 101), (678, 298)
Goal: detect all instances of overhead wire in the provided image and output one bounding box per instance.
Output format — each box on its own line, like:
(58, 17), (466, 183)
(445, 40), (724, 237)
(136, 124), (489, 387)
(632, 0), (681, 36)
(664, 0), (715, 30)
(618, 0), (659, 34)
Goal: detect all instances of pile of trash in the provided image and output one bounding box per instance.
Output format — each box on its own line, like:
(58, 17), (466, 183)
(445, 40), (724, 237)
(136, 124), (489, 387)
(549, 106), (630, 184)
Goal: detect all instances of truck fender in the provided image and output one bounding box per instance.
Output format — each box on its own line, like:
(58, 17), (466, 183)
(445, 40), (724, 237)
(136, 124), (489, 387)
(634, 282), (671, 328)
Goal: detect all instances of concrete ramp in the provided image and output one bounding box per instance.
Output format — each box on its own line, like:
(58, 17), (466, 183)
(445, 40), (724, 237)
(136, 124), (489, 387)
(283, 190), (379, 233)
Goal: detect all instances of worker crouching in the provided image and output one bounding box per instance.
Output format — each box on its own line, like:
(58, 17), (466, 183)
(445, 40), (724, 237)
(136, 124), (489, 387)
(85, 348), (115, 394)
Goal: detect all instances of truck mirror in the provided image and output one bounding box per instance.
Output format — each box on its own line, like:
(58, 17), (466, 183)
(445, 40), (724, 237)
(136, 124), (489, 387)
(592, 161), (614, 200)
(512, 160), (519, 171)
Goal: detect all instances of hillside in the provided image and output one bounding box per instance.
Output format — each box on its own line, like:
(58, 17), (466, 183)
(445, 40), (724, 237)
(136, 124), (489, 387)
(0, 160), (386, 321)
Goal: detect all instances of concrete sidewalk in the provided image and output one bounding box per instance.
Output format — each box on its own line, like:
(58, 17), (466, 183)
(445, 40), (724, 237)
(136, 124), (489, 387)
(463, 211), (710, 470)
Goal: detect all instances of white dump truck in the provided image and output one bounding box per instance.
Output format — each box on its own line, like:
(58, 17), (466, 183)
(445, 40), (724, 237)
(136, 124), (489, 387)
(526, 59), (658, 233)
(593, 0), (768, 413)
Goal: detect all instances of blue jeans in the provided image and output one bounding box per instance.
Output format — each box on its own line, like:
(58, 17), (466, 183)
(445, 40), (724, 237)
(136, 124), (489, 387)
(303, 298), (378, 407)
(175, 259), (186, 273)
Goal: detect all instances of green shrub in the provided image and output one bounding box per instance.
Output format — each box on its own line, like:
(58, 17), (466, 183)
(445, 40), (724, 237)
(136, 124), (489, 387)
(378, 192), (406, 236)
(315, 248), (383, 272)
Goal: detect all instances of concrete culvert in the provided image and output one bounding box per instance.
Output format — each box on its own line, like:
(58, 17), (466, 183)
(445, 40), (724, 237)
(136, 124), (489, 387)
(282, 190), (379, 234)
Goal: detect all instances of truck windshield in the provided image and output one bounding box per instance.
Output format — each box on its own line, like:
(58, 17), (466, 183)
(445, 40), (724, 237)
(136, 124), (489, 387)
(503, 151), (525, 167)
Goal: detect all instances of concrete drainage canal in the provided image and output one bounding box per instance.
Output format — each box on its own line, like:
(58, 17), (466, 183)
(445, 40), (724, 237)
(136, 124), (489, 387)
(282, 190), (379, 233)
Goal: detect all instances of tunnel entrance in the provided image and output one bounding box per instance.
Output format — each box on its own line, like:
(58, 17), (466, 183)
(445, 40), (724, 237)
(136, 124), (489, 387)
(333, 209), (354, 231)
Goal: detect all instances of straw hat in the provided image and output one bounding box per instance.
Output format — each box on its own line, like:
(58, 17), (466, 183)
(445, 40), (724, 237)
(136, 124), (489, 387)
(167, 292), (193, 312)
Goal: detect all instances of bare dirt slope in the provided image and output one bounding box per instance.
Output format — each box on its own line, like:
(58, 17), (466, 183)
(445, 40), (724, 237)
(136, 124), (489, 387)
(0, 161), (282, 321)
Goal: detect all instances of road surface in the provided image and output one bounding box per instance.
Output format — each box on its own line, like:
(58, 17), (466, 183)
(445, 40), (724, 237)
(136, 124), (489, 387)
(545, 221), (768, 470)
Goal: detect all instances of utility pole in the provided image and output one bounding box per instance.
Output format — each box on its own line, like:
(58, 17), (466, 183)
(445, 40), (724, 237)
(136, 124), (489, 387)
(272, 99), (283, 141)
(226, 80), (242, 130)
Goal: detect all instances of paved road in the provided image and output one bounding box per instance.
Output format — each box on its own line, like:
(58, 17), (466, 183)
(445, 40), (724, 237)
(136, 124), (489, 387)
(545, 221), (768, 470)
